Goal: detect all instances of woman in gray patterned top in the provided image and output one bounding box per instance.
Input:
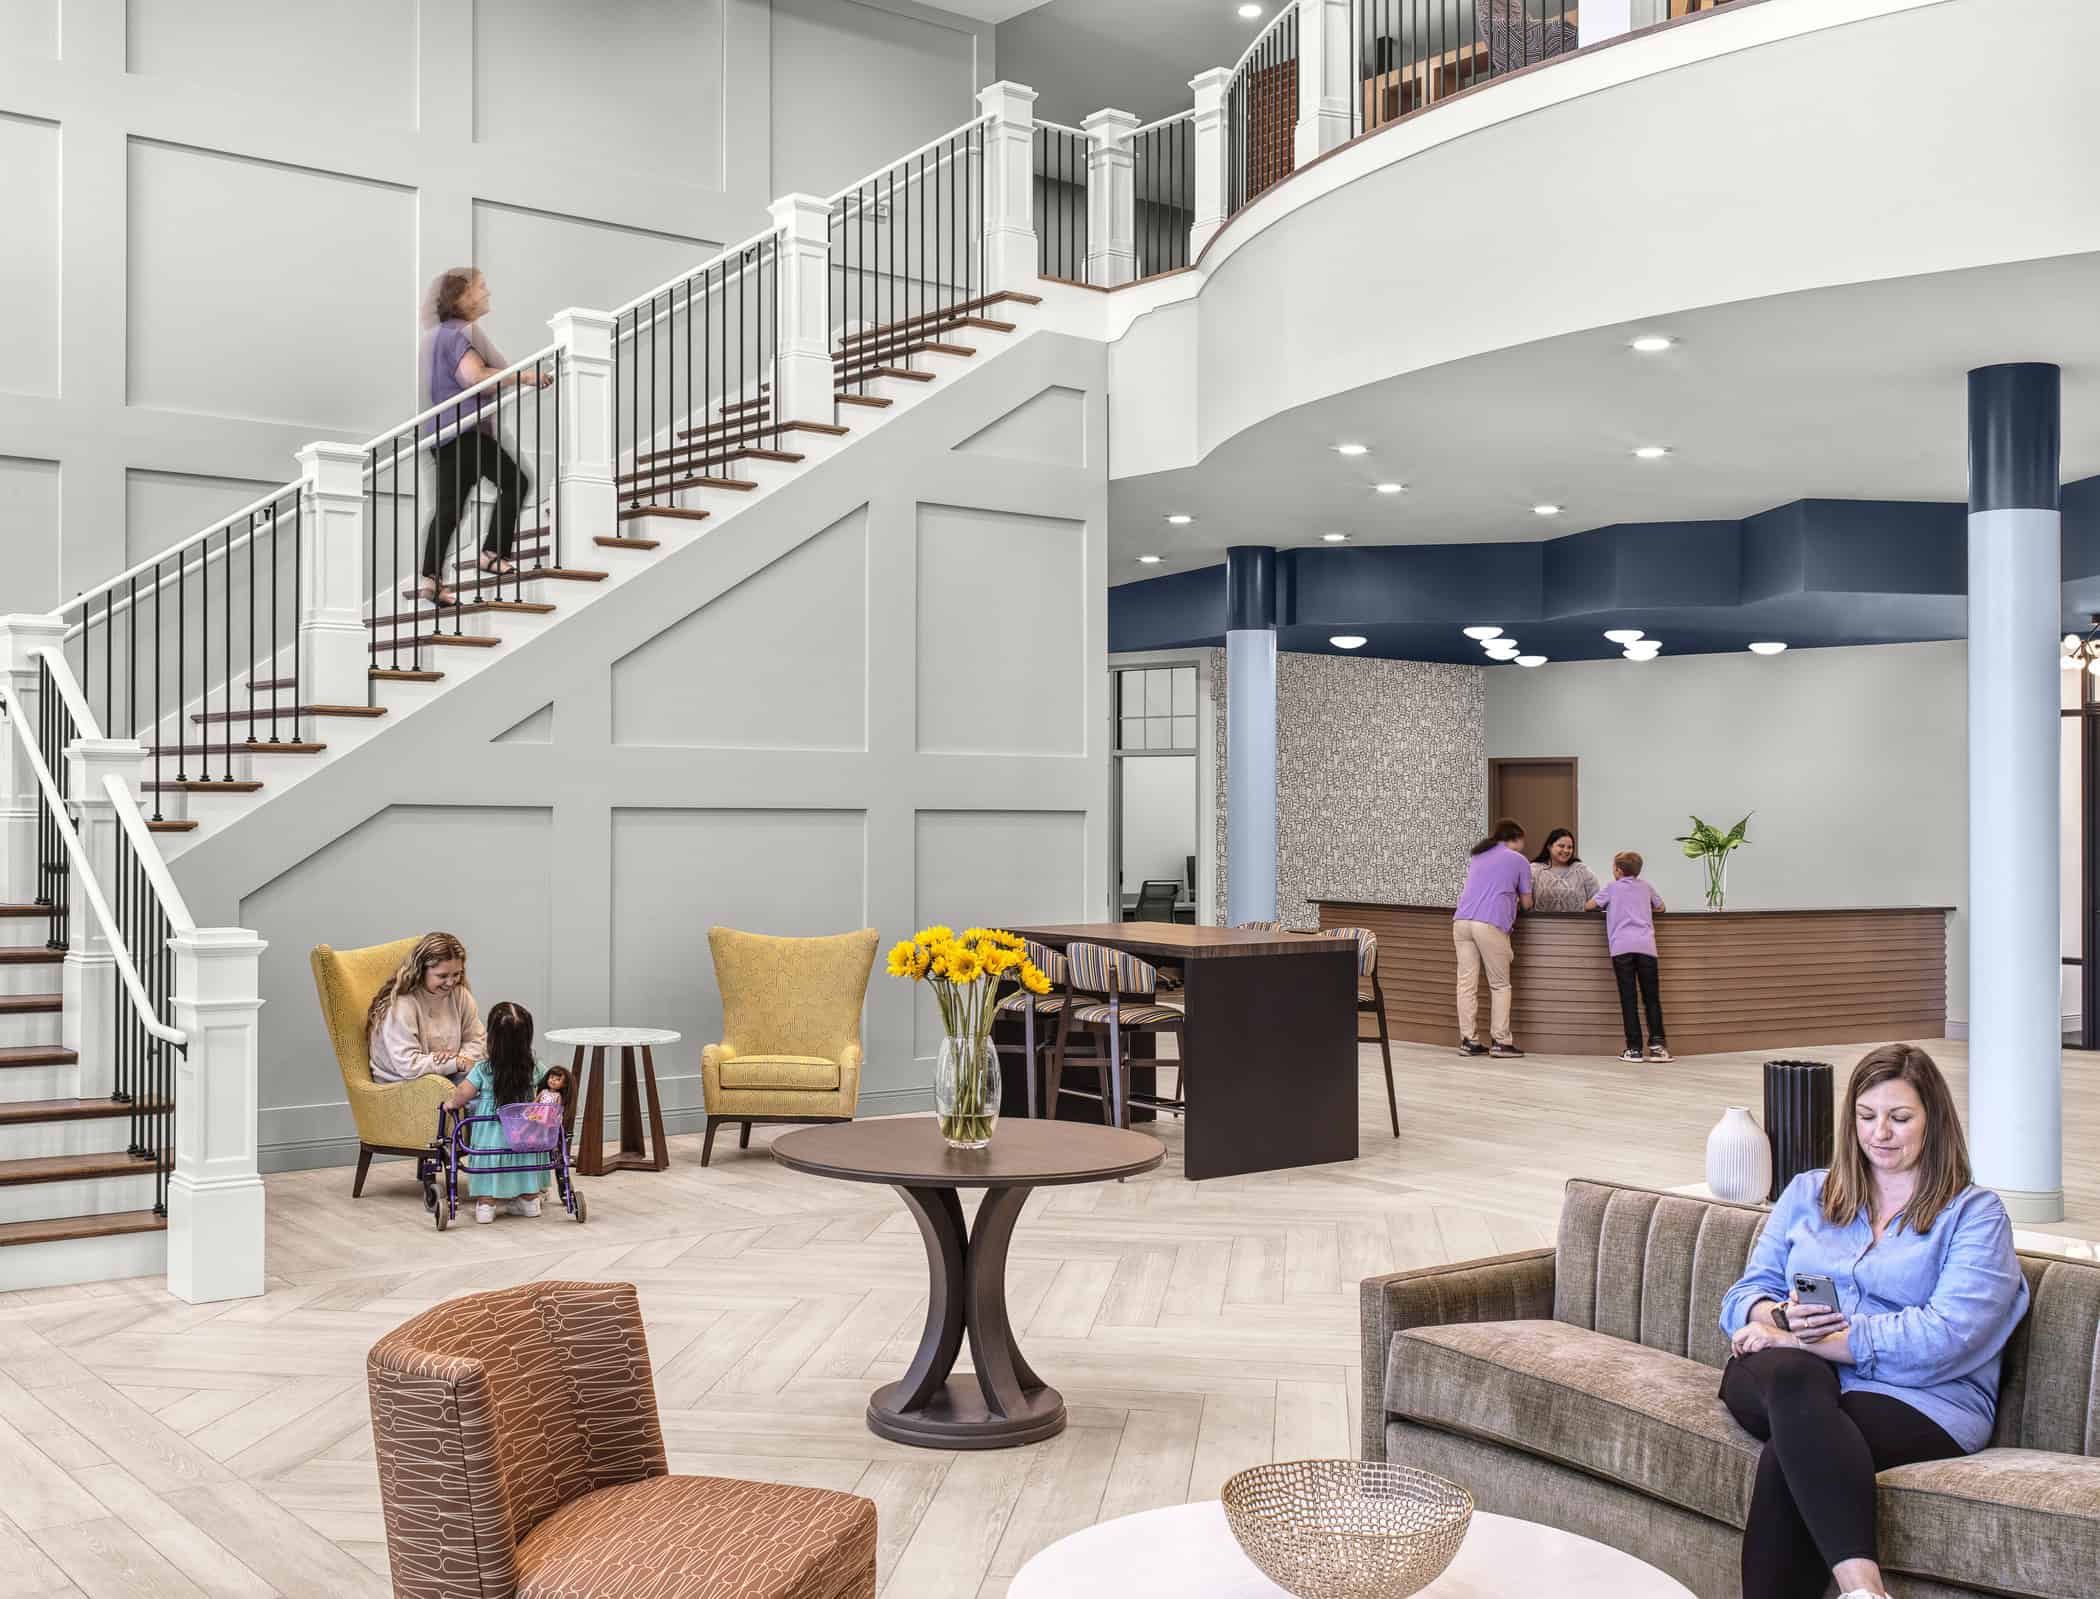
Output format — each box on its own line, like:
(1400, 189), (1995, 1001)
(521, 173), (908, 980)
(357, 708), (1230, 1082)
(1530, 828), (1599, 912)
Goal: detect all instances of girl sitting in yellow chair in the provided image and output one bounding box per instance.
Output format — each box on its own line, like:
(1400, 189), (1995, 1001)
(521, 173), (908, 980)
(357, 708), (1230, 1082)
(367, 931), (485, 1084)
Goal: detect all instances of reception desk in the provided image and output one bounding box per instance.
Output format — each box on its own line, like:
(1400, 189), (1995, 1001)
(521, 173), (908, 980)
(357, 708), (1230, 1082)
(1312, 901), (1951, 1057)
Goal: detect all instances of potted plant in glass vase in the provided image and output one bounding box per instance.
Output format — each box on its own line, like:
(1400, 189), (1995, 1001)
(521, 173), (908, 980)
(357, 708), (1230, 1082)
(889, 926), (1050, 1150)
(1676, 813), (1752, 909)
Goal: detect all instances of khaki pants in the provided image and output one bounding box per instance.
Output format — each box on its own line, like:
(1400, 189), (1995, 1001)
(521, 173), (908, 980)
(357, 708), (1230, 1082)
(1454, 919), (1514, 1045)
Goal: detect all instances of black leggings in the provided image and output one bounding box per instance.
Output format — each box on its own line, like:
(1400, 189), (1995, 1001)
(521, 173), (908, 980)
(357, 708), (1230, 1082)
(420, 432), (529, 580)
(1722, 1349), (1963, 1599)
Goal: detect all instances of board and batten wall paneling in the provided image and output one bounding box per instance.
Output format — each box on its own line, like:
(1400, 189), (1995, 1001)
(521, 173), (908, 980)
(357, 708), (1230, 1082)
(0, 0), (991, 606)
(1212, 651), (1488, 926)
(1486, 639), (1969, 1024)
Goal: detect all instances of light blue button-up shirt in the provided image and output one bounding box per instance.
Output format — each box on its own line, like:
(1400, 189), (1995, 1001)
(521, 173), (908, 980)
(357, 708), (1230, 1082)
(1719, 1169), (2029, 1452)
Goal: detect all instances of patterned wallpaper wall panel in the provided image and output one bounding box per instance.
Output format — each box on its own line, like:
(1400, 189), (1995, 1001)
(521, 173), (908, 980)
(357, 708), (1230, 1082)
(1212, 650), (1486, 925)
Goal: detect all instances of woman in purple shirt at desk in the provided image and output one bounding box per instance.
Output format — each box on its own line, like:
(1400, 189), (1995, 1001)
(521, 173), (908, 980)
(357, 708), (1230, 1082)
(1452, 818), (1532, 1058)
(1718, 1044), (2028, 1599)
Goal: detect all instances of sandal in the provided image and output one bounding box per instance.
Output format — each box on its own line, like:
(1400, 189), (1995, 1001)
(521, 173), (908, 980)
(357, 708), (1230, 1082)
(479, 553), (519, 575)
(403, 579), (459, 607)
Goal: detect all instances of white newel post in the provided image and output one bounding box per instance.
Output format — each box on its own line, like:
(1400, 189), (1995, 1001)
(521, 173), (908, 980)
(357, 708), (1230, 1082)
(1189, 68), (1231, 260)
(1295, 0), (1354, 167)
(294, 441), (370, 708)
(1083, 109), (1140, 289)
(0, 616), (68, 906)
(166, 925), (267, 1303)
(767, 195), (835, 422)
(976, 80), (1040, 294)
(548, 308), (617, 550)
(62, 738), (144, 1089)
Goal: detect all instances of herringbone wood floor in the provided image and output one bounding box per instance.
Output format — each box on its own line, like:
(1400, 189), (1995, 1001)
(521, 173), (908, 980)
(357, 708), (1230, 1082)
(2, 1038), (2095, 1598)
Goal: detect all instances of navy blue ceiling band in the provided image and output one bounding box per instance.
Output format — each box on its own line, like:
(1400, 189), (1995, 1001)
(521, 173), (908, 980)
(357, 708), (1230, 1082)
(1969, 363), (2061, 513)
(1225, 545), (1277, 631)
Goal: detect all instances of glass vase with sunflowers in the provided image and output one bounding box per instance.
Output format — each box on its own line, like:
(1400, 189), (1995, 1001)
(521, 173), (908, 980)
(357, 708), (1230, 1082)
(888, 926), (1050, 1149)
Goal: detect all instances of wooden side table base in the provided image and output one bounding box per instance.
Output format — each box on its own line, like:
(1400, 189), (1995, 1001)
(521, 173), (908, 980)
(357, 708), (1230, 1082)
(562, 1036), (673, 1177)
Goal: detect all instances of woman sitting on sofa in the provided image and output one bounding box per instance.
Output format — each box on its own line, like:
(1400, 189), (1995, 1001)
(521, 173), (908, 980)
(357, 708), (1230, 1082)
(1718, 1043), (2029, 1599)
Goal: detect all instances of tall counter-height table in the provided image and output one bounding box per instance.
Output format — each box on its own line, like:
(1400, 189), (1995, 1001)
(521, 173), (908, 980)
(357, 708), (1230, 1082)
(1312, 900), (1952, 1056)
(1003, 923), (1360, 1180)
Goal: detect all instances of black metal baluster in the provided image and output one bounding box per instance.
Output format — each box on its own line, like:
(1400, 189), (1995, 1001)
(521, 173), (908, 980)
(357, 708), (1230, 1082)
(151, 559), (163, 816)
(126, 574), (137, 742)
(221, 519), (232, 776)
(269, 504), (280, 740)
(176, 544), (186, 782)
(245, 510), (256, 747)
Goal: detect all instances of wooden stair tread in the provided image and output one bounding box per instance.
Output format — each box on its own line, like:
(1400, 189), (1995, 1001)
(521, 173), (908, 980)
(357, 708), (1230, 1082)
(836, 394), (893, 409)
(0, 1210), (165, 1248)
(141, 781), (263, 794)
(148, 742), (326, 756)
(838, 290), (1034, 347)
(250, 676), (298, 692)
(835, 340), (974, 367)
(370, 669), (444, 683)
(0, 993), (61, 1015)
(406, 634), (502, 649)
(448, 569), (605, 593)
(0, 948), (63, 965)
(368, 601), (554, 626)
(618, 470), (743, 497)
(618, 507), (711, 524)
(841, 365), (935, 383)
(148, 820), (199, 833)
(726, 448), (804, 464)
(595, 536), (660, 549)
(619, 457), (761, 485)
(192, 704), (385, 723)
(0, 1097), (167, 1127)
(0, 905), (52, 918)
(0, 1152), (156, 1188)
(0, 1045), (77, 1068)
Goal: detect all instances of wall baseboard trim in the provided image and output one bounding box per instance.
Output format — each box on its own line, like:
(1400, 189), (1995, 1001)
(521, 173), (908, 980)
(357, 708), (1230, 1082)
(260, 1087), (940, 1173)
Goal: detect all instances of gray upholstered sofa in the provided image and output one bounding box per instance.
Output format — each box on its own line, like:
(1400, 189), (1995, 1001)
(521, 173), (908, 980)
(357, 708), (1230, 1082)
(1361, 1179), (2100, 1599)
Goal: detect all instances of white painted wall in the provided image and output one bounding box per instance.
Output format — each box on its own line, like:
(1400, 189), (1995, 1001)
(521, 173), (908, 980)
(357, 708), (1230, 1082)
(1486, 640), (1970, 1025)
(0, 0), (992, 612)
(1120, 754), (1196, 894)
(164, 333), (1109, 1170)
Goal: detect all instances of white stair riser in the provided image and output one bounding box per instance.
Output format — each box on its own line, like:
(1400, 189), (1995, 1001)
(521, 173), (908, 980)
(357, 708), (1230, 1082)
(0, 1064), (80, 1102)
(0, 920), (58, 951)
(0, 1011), (62, 1050)
(0, 1117), (135, 1162)
(0, 1230), (164, 1293)
(0, 962), (66, 998)
(0, 1170), (159, 1224)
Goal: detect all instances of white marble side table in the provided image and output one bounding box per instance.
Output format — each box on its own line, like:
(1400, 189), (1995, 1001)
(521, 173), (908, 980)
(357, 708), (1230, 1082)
(545, 1026), (680, 1175)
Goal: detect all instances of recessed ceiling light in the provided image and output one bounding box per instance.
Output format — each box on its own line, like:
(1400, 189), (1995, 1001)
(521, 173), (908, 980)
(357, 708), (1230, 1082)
(1165, 513), (1193, 525)
(1321, 531), (1348, 543)
(1748, 641), (1788, 655)
(1632, 446), (1670, 460)
(1630, 335), (1674, 353)
(1626, 644), (1662, 660)
(1485, 645), (1521, 660)
(1374, 482), (1404, 495)
(1237, 2), (1263, 16)
(1136, 554), (1163, 565)
(1330, 635), (1367, 649)
(1334, 442), (1369, 456)
(1603, 628), (1644, 644)
(1515, 655), (1547, 668)
(1462, 626), (1503, 640)
(1532, 503), (1561, 516)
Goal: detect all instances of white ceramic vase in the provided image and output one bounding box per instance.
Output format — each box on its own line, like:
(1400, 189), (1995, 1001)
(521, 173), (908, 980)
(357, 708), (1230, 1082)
(1705, 1106), (1772, 1203)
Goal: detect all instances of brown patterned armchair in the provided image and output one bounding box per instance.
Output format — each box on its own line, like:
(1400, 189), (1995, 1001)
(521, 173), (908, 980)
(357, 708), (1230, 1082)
(368, 1281), (876, 1598)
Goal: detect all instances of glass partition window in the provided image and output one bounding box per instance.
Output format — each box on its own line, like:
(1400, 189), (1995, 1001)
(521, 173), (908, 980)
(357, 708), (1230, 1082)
(1116, 665), (1196, 752)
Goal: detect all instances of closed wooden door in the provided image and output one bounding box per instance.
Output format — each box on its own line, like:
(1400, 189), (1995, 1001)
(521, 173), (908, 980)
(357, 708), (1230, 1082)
(1488, 759), (1577, 856)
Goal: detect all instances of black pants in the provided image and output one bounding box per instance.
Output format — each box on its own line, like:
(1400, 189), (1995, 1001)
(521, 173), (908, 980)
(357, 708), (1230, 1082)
(1721, 1349), (1962, 1599)
(1611, 952), (1664, 1052)
(420, 432), (528, 580)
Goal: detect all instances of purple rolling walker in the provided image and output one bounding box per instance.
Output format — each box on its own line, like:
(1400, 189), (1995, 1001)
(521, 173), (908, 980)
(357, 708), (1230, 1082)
(424, 1100), (588, 1230)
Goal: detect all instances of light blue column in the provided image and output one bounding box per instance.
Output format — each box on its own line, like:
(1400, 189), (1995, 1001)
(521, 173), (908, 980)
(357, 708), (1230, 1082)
(1225, 546), (1277, 926)
(1967, 363), (2062, 1223)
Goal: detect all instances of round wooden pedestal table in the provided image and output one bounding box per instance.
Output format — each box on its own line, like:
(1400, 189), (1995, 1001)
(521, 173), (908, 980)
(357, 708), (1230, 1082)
(545, 1026), (679, 1177)
(1010, 1503), (1696, 1597)
(772, 1117), (1163, 1449)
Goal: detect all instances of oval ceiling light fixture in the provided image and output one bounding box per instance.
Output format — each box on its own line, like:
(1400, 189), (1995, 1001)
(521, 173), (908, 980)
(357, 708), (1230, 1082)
(1515, 654), (1547, 668)
(1321, 531), (1349, 543)
(1136, 554), (1164, 565)
(1462, 625), (1503, 640)
(1630, 335), (1675, 353)
(1747, 641), (1788, 655)
(1626, 643), (1662, 661)
(1602, 628), (1644, 644)
(1165, 512), (1193, 525)
(1632, 446), (1670, 460)
(1485, 644), (1521, 661)
(1532, 503), (1562, 517)
(1329, 635), (1367, 649)
(1237, 2), (1263, 16)
(1334, 442), (1369, 456)
(1374, 481), (1405, 495)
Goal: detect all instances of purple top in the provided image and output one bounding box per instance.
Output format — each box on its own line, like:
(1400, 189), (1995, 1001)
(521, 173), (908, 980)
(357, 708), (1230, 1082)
(1454, 846), (1531, 933)
(425, 319), (491, 439)
(1593, 875), (1662, 958)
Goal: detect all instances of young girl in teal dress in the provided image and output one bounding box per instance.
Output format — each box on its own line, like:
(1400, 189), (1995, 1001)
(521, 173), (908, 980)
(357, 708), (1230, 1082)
(442, 1000), (546, 1224)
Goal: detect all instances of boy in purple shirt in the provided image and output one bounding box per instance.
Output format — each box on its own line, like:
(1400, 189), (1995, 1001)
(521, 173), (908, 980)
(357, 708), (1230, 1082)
(1586, 851), (1669, 1062)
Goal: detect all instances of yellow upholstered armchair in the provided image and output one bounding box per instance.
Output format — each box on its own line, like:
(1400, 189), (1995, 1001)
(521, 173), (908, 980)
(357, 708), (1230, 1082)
(701, 926), (878, 1166)
(311, 938), (453, 1197)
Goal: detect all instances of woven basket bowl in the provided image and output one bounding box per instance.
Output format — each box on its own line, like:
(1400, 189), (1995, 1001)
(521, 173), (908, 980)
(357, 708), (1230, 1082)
(1221, 1460), (1474, 1599)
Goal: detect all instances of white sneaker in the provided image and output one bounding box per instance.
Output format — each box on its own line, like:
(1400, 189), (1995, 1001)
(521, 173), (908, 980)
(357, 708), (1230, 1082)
(506, 1196), (542, 1218)
(1836, 1590), (1890, 1599)
(474, 1199), (495, 1225)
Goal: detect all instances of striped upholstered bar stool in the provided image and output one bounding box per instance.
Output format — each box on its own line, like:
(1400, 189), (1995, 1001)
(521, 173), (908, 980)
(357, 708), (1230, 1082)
(994, 939), (1068, 1118)
(1048, 942), (1186, 1130)
(1322, 925), (1397, 1136)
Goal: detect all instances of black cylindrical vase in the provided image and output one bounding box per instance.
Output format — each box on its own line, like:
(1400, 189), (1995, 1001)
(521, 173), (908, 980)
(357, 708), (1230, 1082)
(1763, 1059), (1834, 1201)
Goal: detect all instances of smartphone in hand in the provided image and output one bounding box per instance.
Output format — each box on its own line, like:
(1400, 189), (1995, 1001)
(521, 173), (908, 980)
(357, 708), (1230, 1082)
(1790, 1272), (1841, 1341)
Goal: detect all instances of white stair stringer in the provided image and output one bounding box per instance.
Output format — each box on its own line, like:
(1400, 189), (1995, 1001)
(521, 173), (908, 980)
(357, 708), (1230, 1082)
(139, 293), (1049, 865)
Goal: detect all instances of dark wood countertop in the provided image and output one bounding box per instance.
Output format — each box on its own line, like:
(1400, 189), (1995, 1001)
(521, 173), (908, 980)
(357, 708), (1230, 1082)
(1007, 922), (1357, 960)
(1310, 899), (1955, 919)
